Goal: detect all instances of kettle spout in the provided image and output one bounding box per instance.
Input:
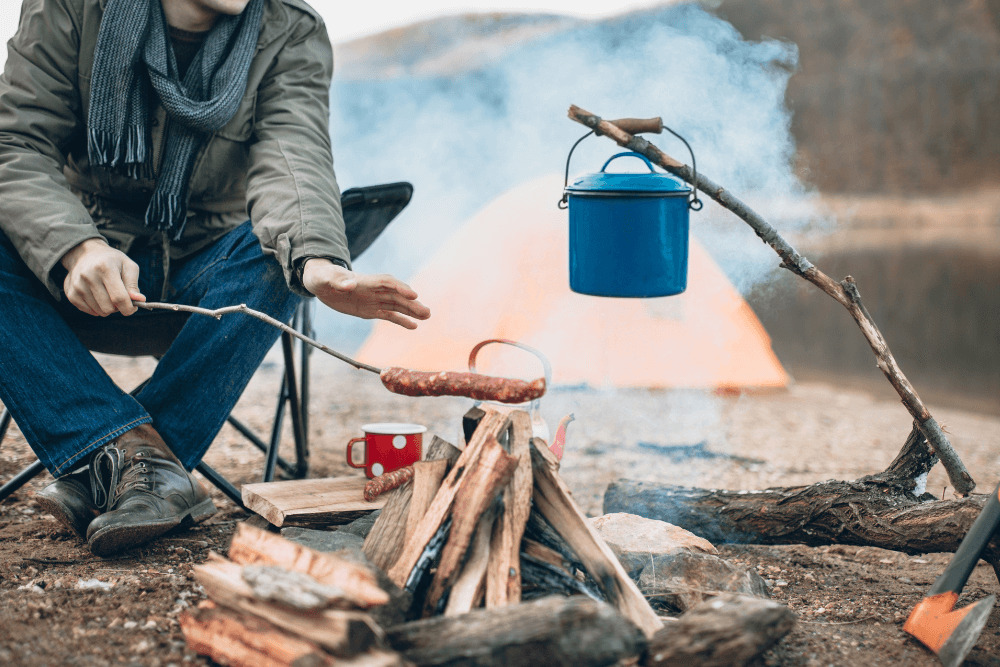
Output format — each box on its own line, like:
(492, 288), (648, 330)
(550, 413), (575, 461)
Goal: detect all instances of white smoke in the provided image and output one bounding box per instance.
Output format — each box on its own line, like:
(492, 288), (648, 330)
(319, 3), (822, 345)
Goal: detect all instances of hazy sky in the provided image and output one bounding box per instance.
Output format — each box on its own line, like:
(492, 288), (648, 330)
(0, 0), (665, 65)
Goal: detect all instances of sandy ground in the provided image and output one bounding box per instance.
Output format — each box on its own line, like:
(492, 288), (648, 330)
(1, 351), (999, 666)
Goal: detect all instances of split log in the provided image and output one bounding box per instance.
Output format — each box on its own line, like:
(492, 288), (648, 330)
(604, 479), (998, 558)
(567, 105), (974, 497)
(405, 459), (450, 544)
(365, 436), (462, 572)
(529, 439), (663, 637)
(363, 481), (414, 572)
(388, 410), (512, 588)
(240, 565), (358, 611)
(647, 594), (795, 667)
(180, 601), (334, 667)
(192, 556), (383, 656)
(229, 524), (388, 608)
(424, 435), (518, 613)
(241, 476), (383, 528)
(443, 504), (497, 616)
(386, 595), (647, 667)
(485, 409), (534, 607)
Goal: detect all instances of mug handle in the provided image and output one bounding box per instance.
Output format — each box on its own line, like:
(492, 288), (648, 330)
(346, 437), (366, 468)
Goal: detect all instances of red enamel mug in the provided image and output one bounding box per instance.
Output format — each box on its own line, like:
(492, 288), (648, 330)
(346, 422), (425, 479)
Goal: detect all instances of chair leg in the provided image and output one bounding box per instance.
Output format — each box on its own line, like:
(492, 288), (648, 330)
(0, 459), (46, 503)
(297, 300), (312, 472)
(0, 407), (12, 443)
(281, 331), (308, 479)
(195, 461), (244, 509)
(263, 373), (288, 483)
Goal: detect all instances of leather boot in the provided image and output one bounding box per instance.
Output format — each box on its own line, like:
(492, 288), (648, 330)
(86, 424), (216, 557)
(35, 468), (98, 539)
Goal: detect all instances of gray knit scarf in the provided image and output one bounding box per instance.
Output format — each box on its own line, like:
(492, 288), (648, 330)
(87, 0), (264, 239)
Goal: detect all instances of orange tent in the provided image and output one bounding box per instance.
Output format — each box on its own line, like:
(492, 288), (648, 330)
(357, 175), (789, 390)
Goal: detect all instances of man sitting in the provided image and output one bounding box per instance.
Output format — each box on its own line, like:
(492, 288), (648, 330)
(0, 0), (429, 555)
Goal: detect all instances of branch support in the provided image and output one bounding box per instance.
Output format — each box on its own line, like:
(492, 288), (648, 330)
(567, 104), (974, 496)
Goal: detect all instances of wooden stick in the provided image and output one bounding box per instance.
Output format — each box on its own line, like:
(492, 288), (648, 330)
(566, 105), (974, 497)
(228, 524), (389, 608)
(424, 435), (518, 613)
(137, 301), (380, 373)
(529, 439), (662, 637)
(485, 410), (534, 607)
(387, 410), (512, 588)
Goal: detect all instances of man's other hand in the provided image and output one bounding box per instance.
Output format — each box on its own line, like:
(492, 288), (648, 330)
(301, 258), (431, 330)
(60, 239), (145, 317)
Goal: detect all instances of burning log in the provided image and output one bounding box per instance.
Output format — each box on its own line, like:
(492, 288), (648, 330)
(385, 595), (648, 667)
(647, 594), (795, 667)
(605, 426), (1000, 563)
(567, 105), (974, 497)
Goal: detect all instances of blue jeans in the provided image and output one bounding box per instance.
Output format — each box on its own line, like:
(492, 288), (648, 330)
(0, 221), (301, 475)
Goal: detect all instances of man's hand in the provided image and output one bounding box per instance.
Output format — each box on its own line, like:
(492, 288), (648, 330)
(301, 258), (430, 330)
(60, 239), (145, 317)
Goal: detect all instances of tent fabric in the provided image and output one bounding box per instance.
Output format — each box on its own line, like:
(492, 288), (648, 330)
(357, 175), (789, 390)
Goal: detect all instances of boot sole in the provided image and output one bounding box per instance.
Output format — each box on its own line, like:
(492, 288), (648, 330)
(87, 498), (217, 557)
(34, 494), (92, 541)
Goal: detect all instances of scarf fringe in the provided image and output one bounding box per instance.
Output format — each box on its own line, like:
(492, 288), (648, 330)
(87, 126), (150, 177)
(145, 191), (189, 240)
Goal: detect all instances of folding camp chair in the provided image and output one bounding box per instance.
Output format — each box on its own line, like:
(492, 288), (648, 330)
(0, 182), (413, 508)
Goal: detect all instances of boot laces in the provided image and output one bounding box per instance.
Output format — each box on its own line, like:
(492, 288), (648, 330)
(90, 445), (155, 512)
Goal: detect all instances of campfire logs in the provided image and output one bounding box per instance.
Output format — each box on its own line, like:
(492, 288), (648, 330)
(181, 407), (796, 666)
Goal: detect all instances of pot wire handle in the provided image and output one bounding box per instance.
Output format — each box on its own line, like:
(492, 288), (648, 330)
(558, 130), (593, 209)
(663, 125), (703, 211)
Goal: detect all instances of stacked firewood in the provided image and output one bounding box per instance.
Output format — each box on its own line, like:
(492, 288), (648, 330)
(182, 407), (794, 666)
(181, 524), (402, 666)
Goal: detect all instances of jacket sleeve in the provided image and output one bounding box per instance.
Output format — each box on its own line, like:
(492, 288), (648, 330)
(246, 10), (349, 295)
(0, 0), (103, 298)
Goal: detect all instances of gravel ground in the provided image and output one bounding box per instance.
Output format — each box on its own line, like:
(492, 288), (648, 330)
(1, 351), (998, 665)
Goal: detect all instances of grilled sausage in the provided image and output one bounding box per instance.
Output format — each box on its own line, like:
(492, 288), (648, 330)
(379, 367), (546, 404)
(364, 466), (415, 502)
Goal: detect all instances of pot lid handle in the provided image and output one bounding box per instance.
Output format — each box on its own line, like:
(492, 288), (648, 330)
(600, 151), (658, 173)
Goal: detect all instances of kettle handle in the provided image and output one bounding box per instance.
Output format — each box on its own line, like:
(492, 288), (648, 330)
(468, 339), (552, 406)
(600, 151), (658, 174)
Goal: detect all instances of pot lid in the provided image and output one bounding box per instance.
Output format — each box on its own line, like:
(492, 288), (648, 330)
(565, 152), (691, 195)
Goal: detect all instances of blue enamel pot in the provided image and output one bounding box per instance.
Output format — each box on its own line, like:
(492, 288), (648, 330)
(565, 152), (692, 298)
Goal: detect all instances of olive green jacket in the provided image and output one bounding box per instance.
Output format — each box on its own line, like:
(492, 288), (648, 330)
(0, 0), (349, 299)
